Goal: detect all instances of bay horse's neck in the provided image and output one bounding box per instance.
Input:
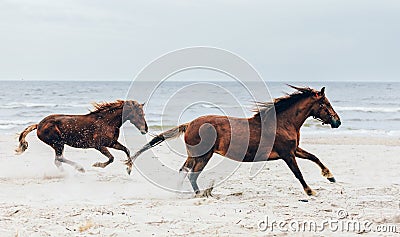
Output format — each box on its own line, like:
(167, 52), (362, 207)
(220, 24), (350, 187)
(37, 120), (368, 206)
(90, 107), (126, 128)
(279, 97), (315, 131)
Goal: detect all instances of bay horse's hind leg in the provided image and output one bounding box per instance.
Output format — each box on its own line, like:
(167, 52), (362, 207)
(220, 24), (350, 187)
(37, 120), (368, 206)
(183, 152), (214, 198)
(283, 156), (316, 196)
(53, 144), (85, 173)
(295, 147), (336, 182)
(93, 147), (115, 168)
(176, 160), (193, 193)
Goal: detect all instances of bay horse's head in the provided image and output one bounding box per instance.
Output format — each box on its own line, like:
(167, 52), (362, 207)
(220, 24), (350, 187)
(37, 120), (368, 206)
(309, 87), (341, 128)
(123, 100), (148, 134)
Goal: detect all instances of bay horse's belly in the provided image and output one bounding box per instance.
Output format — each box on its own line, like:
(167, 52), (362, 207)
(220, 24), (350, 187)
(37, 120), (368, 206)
(217, 146), (271, 162)
(186, 115), (273, 162)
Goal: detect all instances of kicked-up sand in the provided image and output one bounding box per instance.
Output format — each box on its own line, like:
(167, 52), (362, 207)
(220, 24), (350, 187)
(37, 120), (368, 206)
(0, 132), (399, 236)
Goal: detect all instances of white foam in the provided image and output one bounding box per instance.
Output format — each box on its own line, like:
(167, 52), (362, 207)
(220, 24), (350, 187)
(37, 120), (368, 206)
(336, 106), (400, 113)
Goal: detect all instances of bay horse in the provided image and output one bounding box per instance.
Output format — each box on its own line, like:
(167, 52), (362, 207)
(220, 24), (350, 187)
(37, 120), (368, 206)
(16, 100), (148, 173)
(128, 86), (341, 197)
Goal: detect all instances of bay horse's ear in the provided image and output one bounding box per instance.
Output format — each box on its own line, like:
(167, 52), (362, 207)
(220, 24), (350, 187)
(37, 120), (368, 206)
(320, 87), (325, 95)
(287, 84), (312, 94)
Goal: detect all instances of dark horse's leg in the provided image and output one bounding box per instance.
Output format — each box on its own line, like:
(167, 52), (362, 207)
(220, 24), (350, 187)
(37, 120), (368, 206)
(181, 151), (214, 197)
(53, 144), (85, 173)
(295, 147), (336, 182)
(283, 156), (316, 196)
(93, 147), (115, 168)
(38, 122), (84, 173)
(53, 144), (64, 172)
(111, 142), (130, 157)
(111, 142), (131, 171)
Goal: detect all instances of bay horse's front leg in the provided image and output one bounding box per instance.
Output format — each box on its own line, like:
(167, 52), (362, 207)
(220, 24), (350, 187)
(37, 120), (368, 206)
(93, 147), (114, 168)
(283, 156), (316, 196)
(295, 147), (336, 183)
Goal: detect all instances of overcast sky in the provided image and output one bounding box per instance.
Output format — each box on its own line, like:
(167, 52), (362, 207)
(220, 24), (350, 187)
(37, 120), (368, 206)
(0, 0), (399, 81)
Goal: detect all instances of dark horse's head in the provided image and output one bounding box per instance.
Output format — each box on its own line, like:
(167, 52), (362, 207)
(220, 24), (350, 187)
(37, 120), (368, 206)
(303, 86), (341, 128)
(123, 100), (148, 134)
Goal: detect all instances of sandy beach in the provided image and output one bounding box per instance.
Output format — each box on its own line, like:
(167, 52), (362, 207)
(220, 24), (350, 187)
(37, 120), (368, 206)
(0, 132), (398, 236)
(2, 0), (400, 235)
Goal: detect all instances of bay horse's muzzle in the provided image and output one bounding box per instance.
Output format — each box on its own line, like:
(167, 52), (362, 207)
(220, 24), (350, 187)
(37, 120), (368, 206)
(331, 118), (341, 128)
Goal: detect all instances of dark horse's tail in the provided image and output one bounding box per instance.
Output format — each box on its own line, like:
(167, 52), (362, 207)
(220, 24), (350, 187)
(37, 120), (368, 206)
(126, 123), (188, 174)
(15, 124), (38, 154)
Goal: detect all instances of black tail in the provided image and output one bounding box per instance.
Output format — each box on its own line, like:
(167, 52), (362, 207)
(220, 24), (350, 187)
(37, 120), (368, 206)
(131, 123), (188, 161)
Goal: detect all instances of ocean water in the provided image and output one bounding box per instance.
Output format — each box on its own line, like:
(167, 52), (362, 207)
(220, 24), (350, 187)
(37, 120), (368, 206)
(0, 81), (399, 137)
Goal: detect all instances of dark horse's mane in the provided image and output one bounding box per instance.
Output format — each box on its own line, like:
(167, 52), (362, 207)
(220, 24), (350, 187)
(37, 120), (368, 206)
(89, 100), (125, 114)
(253, 85), (315, 117)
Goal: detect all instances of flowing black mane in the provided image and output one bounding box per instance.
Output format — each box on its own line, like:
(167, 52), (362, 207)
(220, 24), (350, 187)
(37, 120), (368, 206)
(254, 85), (315, 117)
(89, 100), (125, 114)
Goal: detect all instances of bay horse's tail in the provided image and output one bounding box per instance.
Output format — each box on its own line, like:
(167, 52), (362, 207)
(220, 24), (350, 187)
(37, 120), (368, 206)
(132, 123), (188, 160)
(15, 124), (38, 154)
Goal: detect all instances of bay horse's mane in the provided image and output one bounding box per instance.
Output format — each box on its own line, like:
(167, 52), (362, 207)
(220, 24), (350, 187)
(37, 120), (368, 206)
(253, 85), (315, 117)
(89, 100), (125, 114)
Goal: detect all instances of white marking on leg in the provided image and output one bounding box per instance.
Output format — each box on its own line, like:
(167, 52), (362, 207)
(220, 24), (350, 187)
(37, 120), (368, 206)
(177, 167), (190, 192)
(322, 169), (334, 178)
(58, 155), (85, 173)
(54, 155), (65, 171)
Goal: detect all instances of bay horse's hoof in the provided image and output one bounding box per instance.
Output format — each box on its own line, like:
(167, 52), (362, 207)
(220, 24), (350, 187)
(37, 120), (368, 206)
(322, 169), (334, 179)
(194, 187), (214, 198)
(305, 188), (316, 196)
(328, 177), (336, 183)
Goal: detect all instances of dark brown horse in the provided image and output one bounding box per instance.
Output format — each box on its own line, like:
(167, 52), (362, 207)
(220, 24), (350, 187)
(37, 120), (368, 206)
(16, 100), (148, 172)
(128, 86), (341, 197)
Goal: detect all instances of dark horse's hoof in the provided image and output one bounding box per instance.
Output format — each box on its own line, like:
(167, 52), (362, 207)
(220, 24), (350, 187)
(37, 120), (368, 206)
(328, 177), (336, 183)
(77, 167), (86, 173)
(126, 166), (132, 175)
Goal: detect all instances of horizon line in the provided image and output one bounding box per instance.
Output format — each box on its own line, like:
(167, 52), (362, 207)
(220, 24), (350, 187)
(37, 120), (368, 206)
(0, 79), (398, 83)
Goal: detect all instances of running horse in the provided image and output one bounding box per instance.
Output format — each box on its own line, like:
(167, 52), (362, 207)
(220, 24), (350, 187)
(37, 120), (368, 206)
(16, 100), (148, 172)
(128, 86), (341, 197)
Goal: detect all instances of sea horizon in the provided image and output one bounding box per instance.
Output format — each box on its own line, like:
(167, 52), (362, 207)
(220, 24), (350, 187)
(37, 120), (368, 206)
(1, 80), (399, 137)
